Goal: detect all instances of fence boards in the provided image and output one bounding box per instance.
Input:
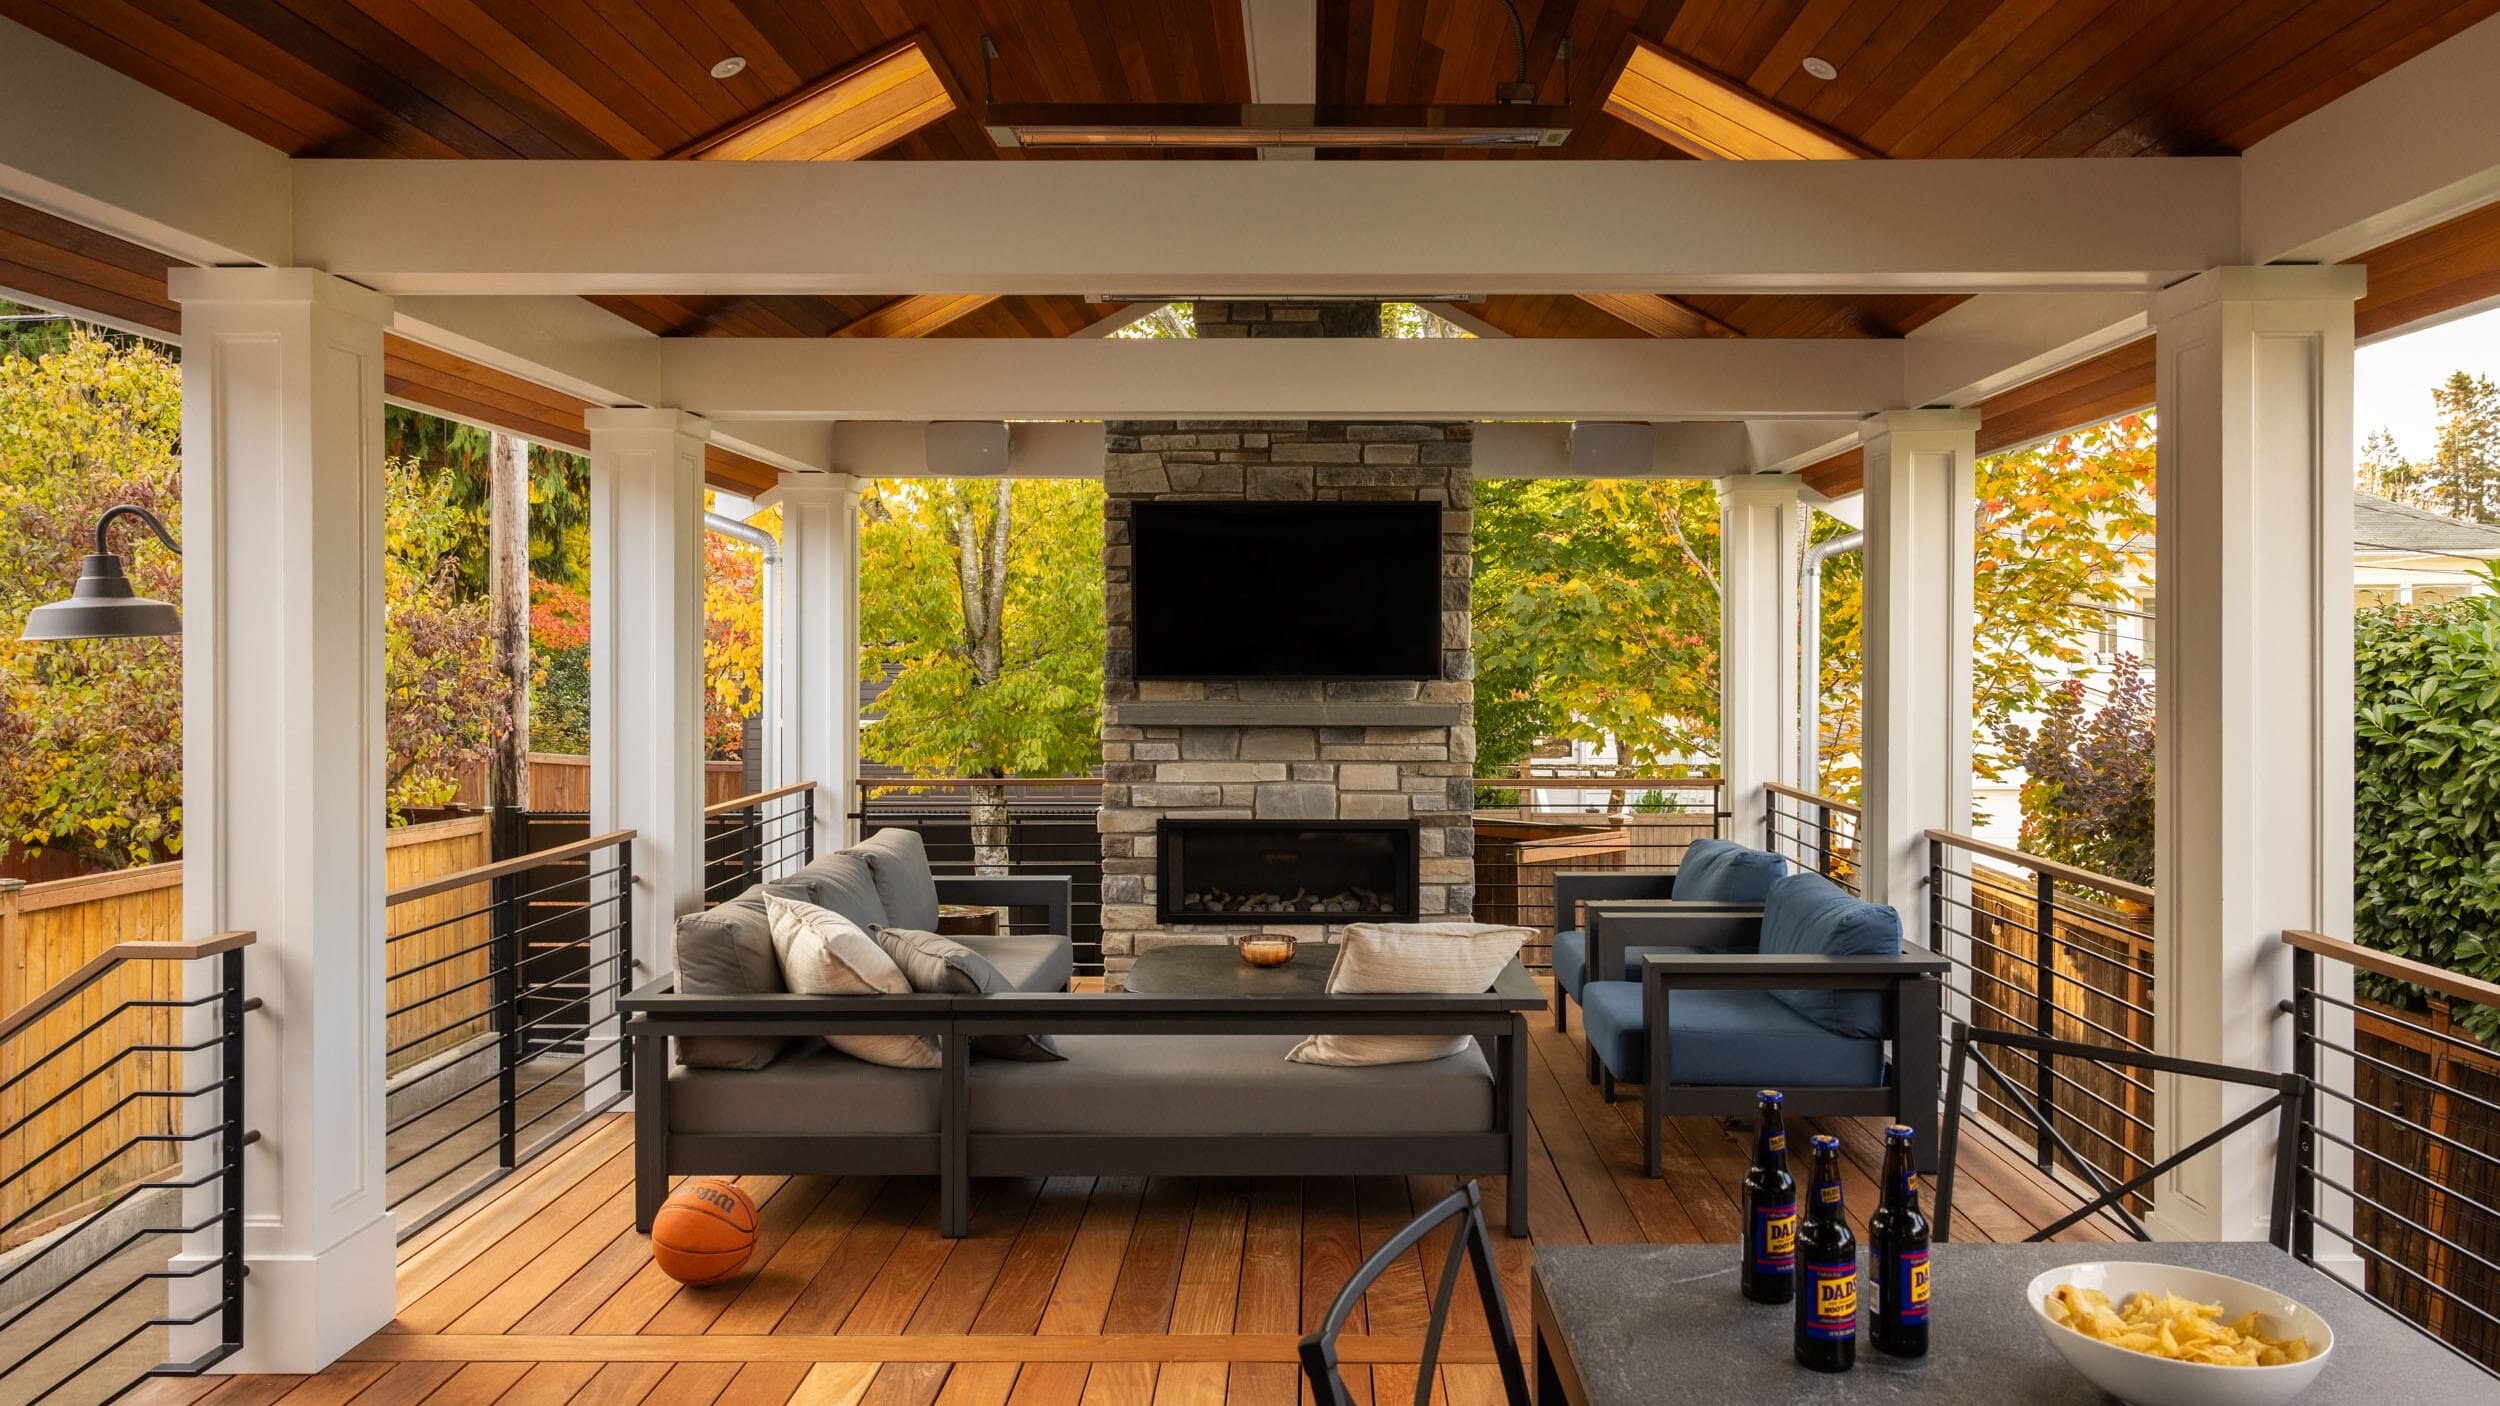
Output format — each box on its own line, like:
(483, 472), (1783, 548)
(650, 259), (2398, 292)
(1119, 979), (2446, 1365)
(453, 754), (745, 811)
(384, 816), (495, 1072)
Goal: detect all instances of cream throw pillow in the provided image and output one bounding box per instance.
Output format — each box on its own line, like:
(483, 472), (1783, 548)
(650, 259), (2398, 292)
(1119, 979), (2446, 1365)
(764, 894), (939, 1070)
(1287, 921), (1532, 1067)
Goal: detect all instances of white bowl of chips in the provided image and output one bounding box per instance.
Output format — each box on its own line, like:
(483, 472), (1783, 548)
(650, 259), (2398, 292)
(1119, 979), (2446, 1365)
(2028, 1262), (2332, 1406)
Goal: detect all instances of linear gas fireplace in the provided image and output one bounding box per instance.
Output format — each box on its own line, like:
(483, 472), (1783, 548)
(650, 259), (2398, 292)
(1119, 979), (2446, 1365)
(1157, 820), (1421, 925)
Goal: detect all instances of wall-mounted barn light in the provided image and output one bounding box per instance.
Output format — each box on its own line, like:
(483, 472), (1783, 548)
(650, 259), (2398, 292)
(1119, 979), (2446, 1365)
(19, 504), (181, 640)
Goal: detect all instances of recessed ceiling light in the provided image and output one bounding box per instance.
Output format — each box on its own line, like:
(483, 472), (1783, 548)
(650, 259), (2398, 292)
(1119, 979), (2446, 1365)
(710, 56), (747, 80)
(1801, 56), (1837, 80)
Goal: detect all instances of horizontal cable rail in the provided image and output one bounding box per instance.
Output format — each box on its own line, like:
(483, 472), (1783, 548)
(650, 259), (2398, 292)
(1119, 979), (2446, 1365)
(1469, 776), (1727, 973)
(0, 933), (254, 1406)
(1762, 783), (1860, 896)
(1925, 831), (2155, 1216)
(382, 831), (635, 1240)
(702, 783), (818, 907)
(2286, 929), (2500, 1378)
(851, 779), (1103, 975)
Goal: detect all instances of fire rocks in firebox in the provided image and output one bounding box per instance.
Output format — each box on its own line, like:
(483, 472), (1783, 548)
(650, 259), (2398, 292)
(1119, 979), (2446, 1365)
(1183, 887), (1389, 916)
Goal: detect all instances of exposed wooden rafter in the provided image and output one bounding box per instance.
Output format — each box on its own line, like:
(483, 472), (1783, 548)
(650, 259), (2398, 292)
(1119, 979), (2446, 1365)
(1578, 292), (1742, 339)
(833, 293), (1001, 339)
(1604, 37), (1872, 161)
(671, 35), (955, 163)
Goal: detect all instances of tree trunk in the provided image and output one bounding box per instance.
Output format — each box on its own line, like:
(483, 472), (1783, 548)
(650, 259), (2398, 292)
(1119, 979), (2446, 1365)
(488, 432), (531, 814)
(969, 780), (1011, 877)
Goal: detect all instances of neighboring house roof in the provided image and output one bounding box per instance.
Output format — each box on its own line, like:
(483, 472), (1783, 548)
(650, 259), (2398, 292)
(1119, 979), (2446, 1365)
(2353, 492), (2500, 558)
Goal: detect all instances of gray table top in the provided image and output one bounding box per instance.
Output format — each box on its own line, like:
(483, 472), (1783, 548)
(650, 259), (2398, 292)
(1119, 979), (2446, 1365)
(1123, 941), (1341, 996)
(1532, 1240), (2488, 1404)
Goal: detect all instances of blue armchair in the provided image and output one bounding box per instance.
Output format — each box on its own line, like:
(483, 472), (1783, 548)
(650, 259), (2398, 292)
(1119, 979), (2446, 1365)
(1577, 871), (1947, 1175)
(1549, 837), (1786, 1035)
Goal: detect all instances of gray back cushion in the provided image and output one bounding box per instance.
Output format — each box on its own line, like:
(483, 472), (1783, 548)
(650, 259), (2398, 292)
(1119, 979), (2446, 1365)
(855, 829), (944, 932)
(873, 927), (1064, 1062)
(671, 893), (791, 1070)
(786, 850), (890, 932)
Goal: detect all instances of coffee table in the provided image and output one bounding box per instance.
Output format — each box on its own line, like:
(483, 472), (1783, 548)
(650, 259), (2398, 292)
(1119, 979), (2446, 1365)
(1121, 940), (1339, 994)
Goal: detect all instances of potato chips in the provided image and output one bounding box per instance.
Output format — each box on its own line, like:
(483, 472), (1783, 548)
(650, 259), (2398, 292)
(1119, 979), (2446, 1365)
(2043, 1284), (2317, 1367)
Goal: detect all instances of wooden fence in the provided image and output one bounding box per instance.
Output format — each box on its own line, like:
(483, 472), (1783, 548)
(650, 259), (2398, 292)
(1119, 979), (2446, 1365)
(2349, 999), (2500, 1370)
(452, 753), (747, 812)
(0, 817), (493, 1249)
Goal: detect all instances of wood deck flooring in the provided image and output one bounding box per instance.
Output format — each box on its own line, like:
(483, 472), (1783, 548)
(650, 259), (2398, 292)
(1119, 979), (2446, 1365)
(139, 992), (2106, 1406)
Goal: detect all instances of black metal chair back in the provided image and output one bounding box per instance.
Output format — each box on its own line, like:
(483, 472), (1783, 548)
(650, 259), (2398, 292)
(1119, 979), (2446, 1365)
(1935, 1020), (2305, 1248)
(1297, 1181), (1531, 1406)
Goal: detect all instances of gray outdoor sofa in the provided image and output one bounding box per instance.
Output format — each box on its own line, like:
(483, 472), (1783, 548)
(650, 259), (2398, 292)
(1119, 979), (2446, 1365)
(621, 829), (1539, 1238)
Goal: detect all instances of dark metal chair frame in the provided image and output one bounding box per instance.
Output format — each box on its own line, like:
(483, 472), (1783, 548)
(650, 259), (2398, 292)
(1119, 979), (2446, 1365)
(1934, 1021), (2306, 1248)
(1549, 871), (1762, 1034)
(1297, 1180), (1532, 1406)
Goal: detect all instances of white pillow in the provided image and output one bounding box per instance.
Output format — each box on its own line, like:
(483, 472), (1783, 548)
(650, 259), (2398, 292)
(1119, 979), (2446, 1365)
(764, 894), (939, 1070)
(1287, 921), (1531, 1067)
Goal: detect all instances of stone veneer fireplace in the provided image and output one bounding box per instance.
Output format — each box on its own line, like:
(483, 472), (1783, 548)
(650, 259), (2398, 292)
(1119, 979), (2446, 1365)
(1097, 415), (1474, 984)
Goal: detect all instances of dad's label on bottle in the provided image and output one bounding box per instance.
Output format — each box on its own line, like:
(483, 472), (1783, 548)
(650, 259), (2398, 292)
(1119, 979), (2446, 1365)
(1752, 1202), (1797, 1273)
(1896, 1251), (1930, 1324)
(1805, 1259), (1858, 1340)
(1765, 1132), (1785, 1153)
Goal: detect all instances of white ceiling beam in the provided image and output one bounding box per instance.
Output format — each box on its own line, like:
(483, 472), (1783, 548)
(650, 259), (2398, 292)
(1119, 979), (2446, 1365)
(292, 158), (2241, 297)
(652, 336), (1905, 422)
(1242, 0), (1317, 162)
(390, 295), (663, 408)
(0, 17), (291, 265)
(2242, 12), (2500, 264)
(1899, 291), (2149, 410)
(823, 420), (1107, 478)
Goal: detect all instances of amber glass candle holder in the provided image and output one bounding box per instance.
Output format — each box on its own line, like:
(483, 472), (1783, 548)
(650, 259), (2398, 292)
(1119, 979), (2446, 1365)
(1236, 933), (1298, 967)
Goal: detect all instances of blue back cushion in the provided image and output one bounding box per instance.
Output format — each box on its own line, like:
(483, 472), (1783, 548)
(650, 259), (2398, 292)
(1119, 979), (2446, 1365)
(1674, 837), (1787, 904)
(1757, 872), (1901, 1036)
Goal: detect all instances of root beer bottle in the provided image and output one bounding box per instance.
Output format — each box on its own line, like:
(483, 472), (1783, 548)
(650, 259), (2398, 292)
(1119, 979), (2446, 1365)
(1739, 1090), (1797, 1304)
(1870, 1124), (1932, 1358)
(1793, 1134), (1858, 1373)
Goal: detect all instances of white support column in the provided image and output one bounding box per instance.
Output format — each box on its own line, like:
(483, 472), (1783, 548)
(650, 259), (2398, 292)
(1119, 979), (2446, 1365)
(1857, 410), (1979, 921)
(2150, 266), (2363, 1243)
(169, 267), (396, 1371)
(588, 410), (708, 1014)
(1717, 474), (1801, 843)
(761, 472), (863, 852)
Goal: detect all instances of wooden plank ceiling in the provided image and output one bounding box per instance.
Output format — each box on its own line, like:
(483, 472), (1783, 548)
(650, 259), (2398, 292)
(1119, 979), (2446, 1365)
(5, 1), (2499, 345)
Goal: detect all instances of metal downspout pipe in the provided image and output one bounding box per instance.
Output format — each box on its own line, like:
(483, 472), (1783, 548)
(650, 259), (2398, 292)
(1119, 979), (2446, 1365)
(1799, 530), (1863, 796)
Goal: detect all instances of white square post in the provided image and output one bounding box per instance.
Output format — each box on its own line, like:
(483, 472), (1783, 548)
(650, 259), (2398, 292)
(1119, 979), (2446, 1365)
(760, 472), (863, 854)
(1857, 410), (1979, 922)
(587, 408), (708, 1071)
(169, 267), (397, 1370)
(2150, 266), (2363, 1243)
(1717, 474), (1801, 844)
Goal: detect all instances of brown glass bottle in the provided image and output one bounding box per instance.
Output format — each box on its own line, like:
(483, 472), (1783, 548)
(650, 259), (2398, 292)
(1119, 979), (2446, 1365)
(1793, 1134), (1857, 1373)
(1739, 1090), (1797, 1304)
(1869, 1124), (1931, 1357)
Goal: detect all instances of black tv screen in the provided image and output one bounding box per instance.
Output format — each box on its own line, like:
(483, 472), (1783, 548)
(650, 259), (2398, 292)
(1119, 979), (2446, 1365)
(1131, 501), (1444, 680)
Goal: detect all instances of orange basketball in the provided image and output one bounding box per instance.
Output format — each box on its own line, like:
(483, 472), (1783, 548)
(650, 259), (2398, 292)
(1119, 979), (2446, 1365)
(650, 1178), (758, 1285)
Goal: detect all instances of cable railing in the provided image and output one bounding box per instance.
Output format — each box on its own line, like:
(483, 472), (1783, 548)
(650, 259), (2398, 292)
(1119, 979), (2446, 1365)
(0, 931), (253, 1406)
(1763, 782), (1860, 894)
(702, 782), (819, 907)
(1925, 830), (2156, 1210)
(2286, 929), (2500, 1378)
(1468, 774), (1726, 972)
(852, 778), (1105, 975)
(381, 831), (635, 1239)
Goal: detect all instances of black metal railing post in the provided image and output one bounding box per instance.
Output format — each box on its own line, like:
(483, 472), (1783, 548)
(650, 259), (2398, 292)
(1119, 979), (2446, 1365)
(1927, 837), (1946, 955)
(1816, 803), (1836, 879)
(801, 786), (818, 864)
(2033, 868), (2059, 1170)
(743, 804), (763, 885)
(491, 860), (521, 1169)
(2288, 944), (2318, 1264)
(218, 944), (249, 1358)
(616, 842), (635, 1097)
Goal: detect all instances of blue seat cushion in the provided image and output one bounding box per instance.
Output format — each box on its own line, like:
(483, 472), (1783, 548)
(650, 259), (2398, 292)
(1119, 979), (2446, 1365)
(1758, 872), (1902, 1037)
(1581, 981), (1885, 1089)
(1674, 837), (1788, 904)
(1553, 928), (1589, 998)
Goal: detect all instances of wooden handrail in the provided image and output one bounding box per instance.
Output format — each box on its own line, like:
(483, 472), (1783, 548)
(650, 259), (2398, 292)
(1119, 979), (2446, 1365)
(1763, 781), (1862, 818)
(2283, 929), (2500, 1012)
(385, 830), (636, 908)
(705, 780), (818, 817)
(0, 930), (255, 1046)
(1924, 829), (2157, 908)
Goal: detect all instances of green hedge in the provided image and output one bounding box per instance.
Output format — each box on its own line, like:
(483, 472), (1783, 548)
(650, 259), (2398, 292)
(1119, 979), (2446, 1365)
(2353, 575), (2500, 1042)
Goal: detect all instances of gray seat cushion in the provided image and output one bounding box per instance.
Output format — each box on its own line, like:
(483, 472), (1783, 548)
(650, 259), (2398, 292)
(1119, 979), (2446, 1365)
(969, 1034), (1494, 1136)
(854, 829), (943, 931)
(667, 1044), (940, 1135)
(952, 933), (1074, 995)
(784, 850), (890, 932)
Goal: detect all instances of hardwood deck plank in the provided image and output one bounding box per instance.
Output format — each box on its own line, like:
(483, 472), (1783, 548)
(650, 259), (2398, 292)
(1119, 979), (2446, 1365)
(857, 1362), (950, 1406)
(562, 1362), (671, 1406)
(647, 1362), (741, 1406)
(709, 1363), (813, 1406)
(1519, 1038), (1644, 1245)
(486, 1363), (599, 1406)
(906, 1180), (1047, 1335)
(767, 1181), (937, 1335)
(840, 1185), (972, 1335)
(1296, 1179), (1365, 1336)
(397, 1117), (632, 1271)
(968, 1178), (1093, 1336)
(271, 1361), (391, 1406)
(1352, 1178), (1426, 1338)
(396, 1145), (639, 1332)
(1231, 1180), (1301, 1337)
(339, 1334), (1501, 1365)
(1098, 1179), (1196, 1336)
(1167, 1180), (1249, 1335)
(1034, 1179), (1144, 1336)
(1525, 1020), (1711, 1243)
(342, 1362), (464, 1406)
(1221, 1363), (1298, 1406)
(509, 1222), (667, 1336)
(1000, 1363), (1087, 1406)
(1146, 1361), (1224, 1406)
(928, 1361), (1018, 1406)
(787, 1363), (878, 1406)
(713, 1178), (891, 1335)
(645, 1178), (837, 1334)
(412, 1363), (531, 1406)
(444, 1181), (642, 1334)
(1075, 1363), (1154, 1406)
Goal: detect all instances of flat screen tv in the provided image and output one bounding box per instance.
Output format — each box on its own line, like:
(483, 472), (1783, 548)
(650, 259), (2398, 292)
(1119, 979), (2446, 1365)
(1131, 501), (1444, 680)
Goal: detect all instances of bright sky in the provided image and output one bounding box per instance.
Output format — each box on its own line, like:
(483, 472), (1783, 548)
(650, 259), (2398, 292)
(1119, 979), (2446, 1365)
(2356, 302), (2500, 461)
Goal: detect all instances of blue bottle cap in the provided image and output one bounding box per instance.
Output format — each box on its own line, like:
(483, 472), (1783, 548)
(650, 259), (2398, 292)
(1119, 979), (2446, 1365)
(1810, 1134), (1841, 1151)
(1885, 1124), (1915, 1141)
(1757, 1089), (1784, 1103)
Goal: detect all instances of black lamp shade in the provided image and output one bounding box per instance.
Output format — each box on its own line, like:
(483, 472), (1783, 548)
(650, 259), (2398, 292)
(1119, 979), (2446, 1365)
(20, 552), (181, 640)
